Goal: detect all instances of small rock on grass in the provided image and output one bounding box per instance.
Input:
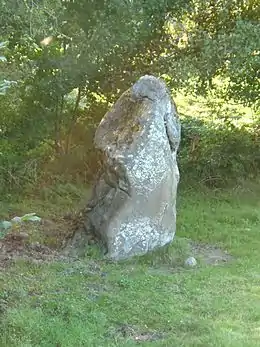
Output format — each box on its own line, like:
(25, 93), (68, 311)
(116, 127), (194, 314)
(184, 256), (197, 267)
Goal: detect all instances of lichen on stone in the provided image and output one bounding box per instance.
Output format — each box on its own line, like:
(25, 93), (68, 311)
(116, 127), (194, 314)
(66, 75), (181, 260)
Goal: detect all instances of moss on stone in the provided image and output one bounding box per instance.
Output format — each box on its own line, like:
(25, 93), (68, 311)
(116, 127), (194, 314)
(95, 89), (151, 149)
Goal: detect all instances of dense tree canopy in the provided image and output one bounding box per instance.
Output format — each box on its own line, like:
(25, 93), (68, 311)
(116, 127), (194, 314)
(0, 0), (259, 192)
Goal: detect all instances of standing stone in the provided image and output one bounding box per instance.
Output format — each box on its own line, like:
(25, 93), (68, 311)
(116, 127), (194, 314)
(66, 75), (181, 260)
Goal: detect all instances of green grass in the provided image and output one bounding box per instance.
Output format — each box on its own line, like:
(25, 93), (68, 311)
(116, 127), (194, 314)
(1, 181), (260, 346)
(0, 182), (90, 220)
(174, 90), (255, 126)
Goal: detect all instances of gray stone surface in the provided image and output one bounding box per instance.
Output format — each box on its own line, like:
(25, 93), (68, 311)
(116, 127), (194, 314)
(184, 257), (197, 267)
(68, 75), (181, 260)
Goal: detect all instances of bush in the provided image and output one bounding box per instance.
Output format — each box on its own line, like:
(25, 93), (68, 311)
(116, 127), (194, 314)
(179, 115), (260, 185)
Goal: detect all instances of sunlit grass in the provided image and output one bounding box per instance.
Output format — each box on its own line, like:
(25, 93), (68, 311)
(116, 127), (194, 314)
(174, 89), (255, 126)
(1, 181), (260, 346)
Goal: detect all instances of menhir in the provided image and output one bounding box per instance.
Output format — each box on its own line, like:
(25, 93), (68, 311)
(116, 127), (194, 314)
(65, 75), (181, 260)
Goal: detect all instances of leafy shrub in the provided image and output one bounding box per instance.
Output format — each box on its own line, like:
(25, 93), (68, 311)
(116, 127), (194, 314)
(179, 115), (260, 185)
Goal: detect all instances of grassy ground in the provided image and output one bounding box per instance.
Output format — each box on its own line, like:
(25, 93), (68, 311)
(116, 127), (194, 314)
(1, 180), (260, 347)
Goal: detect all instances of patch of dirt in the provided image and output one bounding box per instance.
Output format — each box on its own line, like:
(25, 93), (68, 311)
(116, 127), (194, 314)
(0, 217), (77, 270)
(189, 240), (233, 265)
(0, 232), (69, 271)
(0, 214), (99, 271)
(147, 238), (233, 276)
(0, 216), (233, 273)
(106, 324), (166, 343)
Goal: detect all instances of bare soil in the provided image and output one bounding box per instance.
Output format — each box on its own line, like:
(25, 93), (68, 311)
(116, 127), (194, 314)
(189, 239), (233, 265)
(0, 219), (233, 271)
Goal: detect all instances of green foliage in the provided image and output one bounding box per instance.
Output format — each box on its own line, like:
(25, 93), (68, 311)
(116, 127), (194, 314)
(180, 115), (260, 185)
(0, 0), (259, 195)
(168, 0), (260, 107)
(177, 92), (260, 185)
(225, 20), (260, 108)
(0, 41), (17, 95)
(0, 213), (41, 240)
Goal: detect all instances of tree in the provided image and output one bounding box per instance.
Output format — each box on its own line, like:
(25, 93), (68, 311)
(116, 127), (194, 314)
(0, 0), (259, 193)
(163, 0), (260, 108)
